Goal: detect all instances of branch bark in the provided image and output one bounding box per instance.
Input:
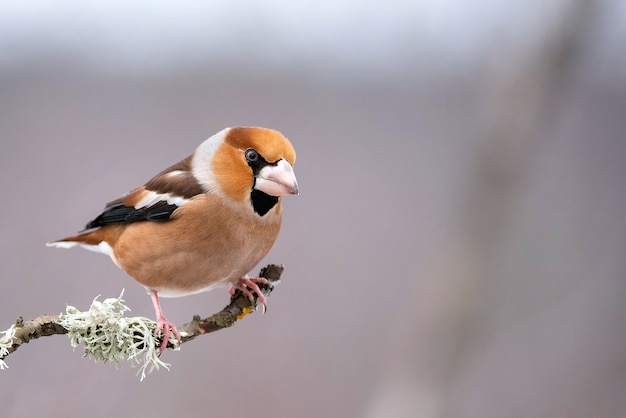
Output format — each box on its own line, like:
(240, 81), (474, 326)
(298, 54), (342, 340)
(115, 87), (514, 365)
(1, 264), (284, 360)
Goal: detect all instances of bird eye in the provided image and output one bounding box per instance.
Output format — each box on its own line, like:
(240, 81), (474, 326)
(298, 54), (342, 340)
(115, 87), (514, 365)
(245, 149), (259, 162)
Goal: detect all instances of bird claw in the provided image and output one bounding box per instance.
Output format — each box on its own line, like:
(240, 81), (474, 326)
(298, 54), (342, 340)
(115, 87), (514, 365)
(230, 276), (270, 312)
(150, 290), (181, 353)
(154, 317), (181, 353)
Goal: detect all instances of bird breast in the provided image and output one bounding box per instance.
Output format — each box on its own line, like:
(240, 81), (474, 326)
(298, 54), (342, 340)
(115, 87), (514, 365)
(111, 193), (282, 297)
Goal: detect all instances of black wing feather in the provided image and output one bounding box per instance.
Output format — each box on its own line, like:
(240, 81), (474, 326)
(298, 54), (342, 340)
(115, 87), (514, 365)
(83, 154), (203, 230)
(84, 200), (178, 230)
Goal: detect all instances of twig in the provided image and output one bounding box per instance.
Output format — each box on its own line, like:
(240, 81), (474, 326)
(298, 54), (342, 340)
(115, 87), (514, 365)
(0, 264), (284, 361)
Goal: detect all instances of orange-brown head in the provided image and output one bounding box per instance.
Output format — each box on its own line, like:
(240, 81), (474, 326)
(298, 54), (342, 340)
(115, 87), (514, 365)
(192, 127), (298, 216)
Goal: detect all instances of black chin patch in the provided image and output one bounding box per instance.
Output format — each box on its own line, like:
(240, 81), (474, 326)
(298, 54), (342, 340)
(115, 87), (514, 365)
(250, 189), (279, 216)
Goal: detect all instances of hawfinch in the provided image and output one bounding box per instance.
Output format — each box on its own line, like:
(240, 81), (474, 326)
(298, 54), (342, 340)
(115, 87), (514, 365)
(48, 127), (298, 351)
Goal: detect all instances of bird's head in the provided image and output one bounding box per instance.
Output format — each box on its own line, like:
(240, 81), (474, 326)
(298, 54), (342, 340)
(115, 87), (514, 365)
(193, 127), (298, 216)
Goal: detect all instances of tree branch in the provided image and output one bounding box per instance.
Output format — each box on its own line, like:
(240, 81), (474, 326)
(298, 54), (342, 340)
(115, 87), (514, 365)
(0, 264), (284, 362)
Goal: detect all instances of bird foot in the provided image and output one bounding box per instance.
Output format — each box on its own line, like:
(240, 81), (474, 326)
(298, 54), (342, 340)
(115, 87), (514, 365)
(229, 276), (270, 312)
(150, 290), (180, 353)
(154, 316), (181, 353)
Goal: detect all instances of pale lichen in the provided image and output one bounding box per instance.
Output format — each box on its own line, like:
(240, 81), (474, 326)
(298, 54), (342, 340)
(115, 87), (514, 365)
(0, 324), (17, 370)
(56, 290), (180, 380)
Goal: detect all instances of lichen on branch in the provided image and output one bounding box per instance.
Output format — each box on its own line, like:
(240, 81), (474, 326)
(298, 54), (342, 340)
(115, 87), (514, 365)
(0, 264), (284, 379)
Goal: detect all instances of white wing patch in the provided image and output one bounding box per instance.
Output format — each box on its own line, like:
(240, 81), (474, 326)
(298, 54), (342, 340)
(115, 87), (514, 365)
(134, 191), (189, 209)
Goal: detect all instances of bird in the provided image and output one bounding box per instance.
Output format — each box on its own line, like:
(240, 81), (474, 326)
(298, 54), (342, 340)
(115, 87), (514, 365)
(47, 126), (298, 351)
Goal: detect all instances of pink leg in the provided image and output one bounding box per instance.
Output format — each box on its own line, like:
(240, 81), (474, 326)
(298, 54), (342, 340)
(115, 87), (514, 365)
(150, 290), (181, 353)
(229, 276), (271, 312)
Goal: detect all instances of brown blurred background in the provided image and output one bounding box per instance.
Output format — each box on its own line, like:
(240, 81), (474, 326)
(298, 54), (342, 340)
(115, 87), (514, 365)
(1, 1), (625, 417)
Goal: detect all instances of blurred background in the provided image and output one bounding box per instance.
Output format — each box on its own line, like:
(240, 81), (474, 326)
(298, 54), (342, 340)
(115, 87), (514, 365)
(1, 1), (625, 417)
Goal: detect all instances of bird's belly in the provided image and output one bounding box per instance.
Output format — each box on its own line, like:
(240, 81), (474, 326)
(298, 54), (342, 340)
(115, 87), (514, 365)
(146, 245), (268, 298)
(112, 213), (279, 297)
(118, 241), (273, 297)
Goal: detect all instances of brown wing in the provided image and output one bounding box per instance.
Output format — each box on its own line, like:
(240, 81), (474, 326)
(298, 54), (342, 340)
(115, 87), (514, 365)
(84, 154), (205, 230)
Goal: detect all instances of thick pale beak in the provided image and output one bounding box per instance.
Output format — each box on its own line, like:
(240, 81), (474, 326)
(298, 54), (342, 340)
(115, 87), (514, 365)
(255, 159), (299, 196)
